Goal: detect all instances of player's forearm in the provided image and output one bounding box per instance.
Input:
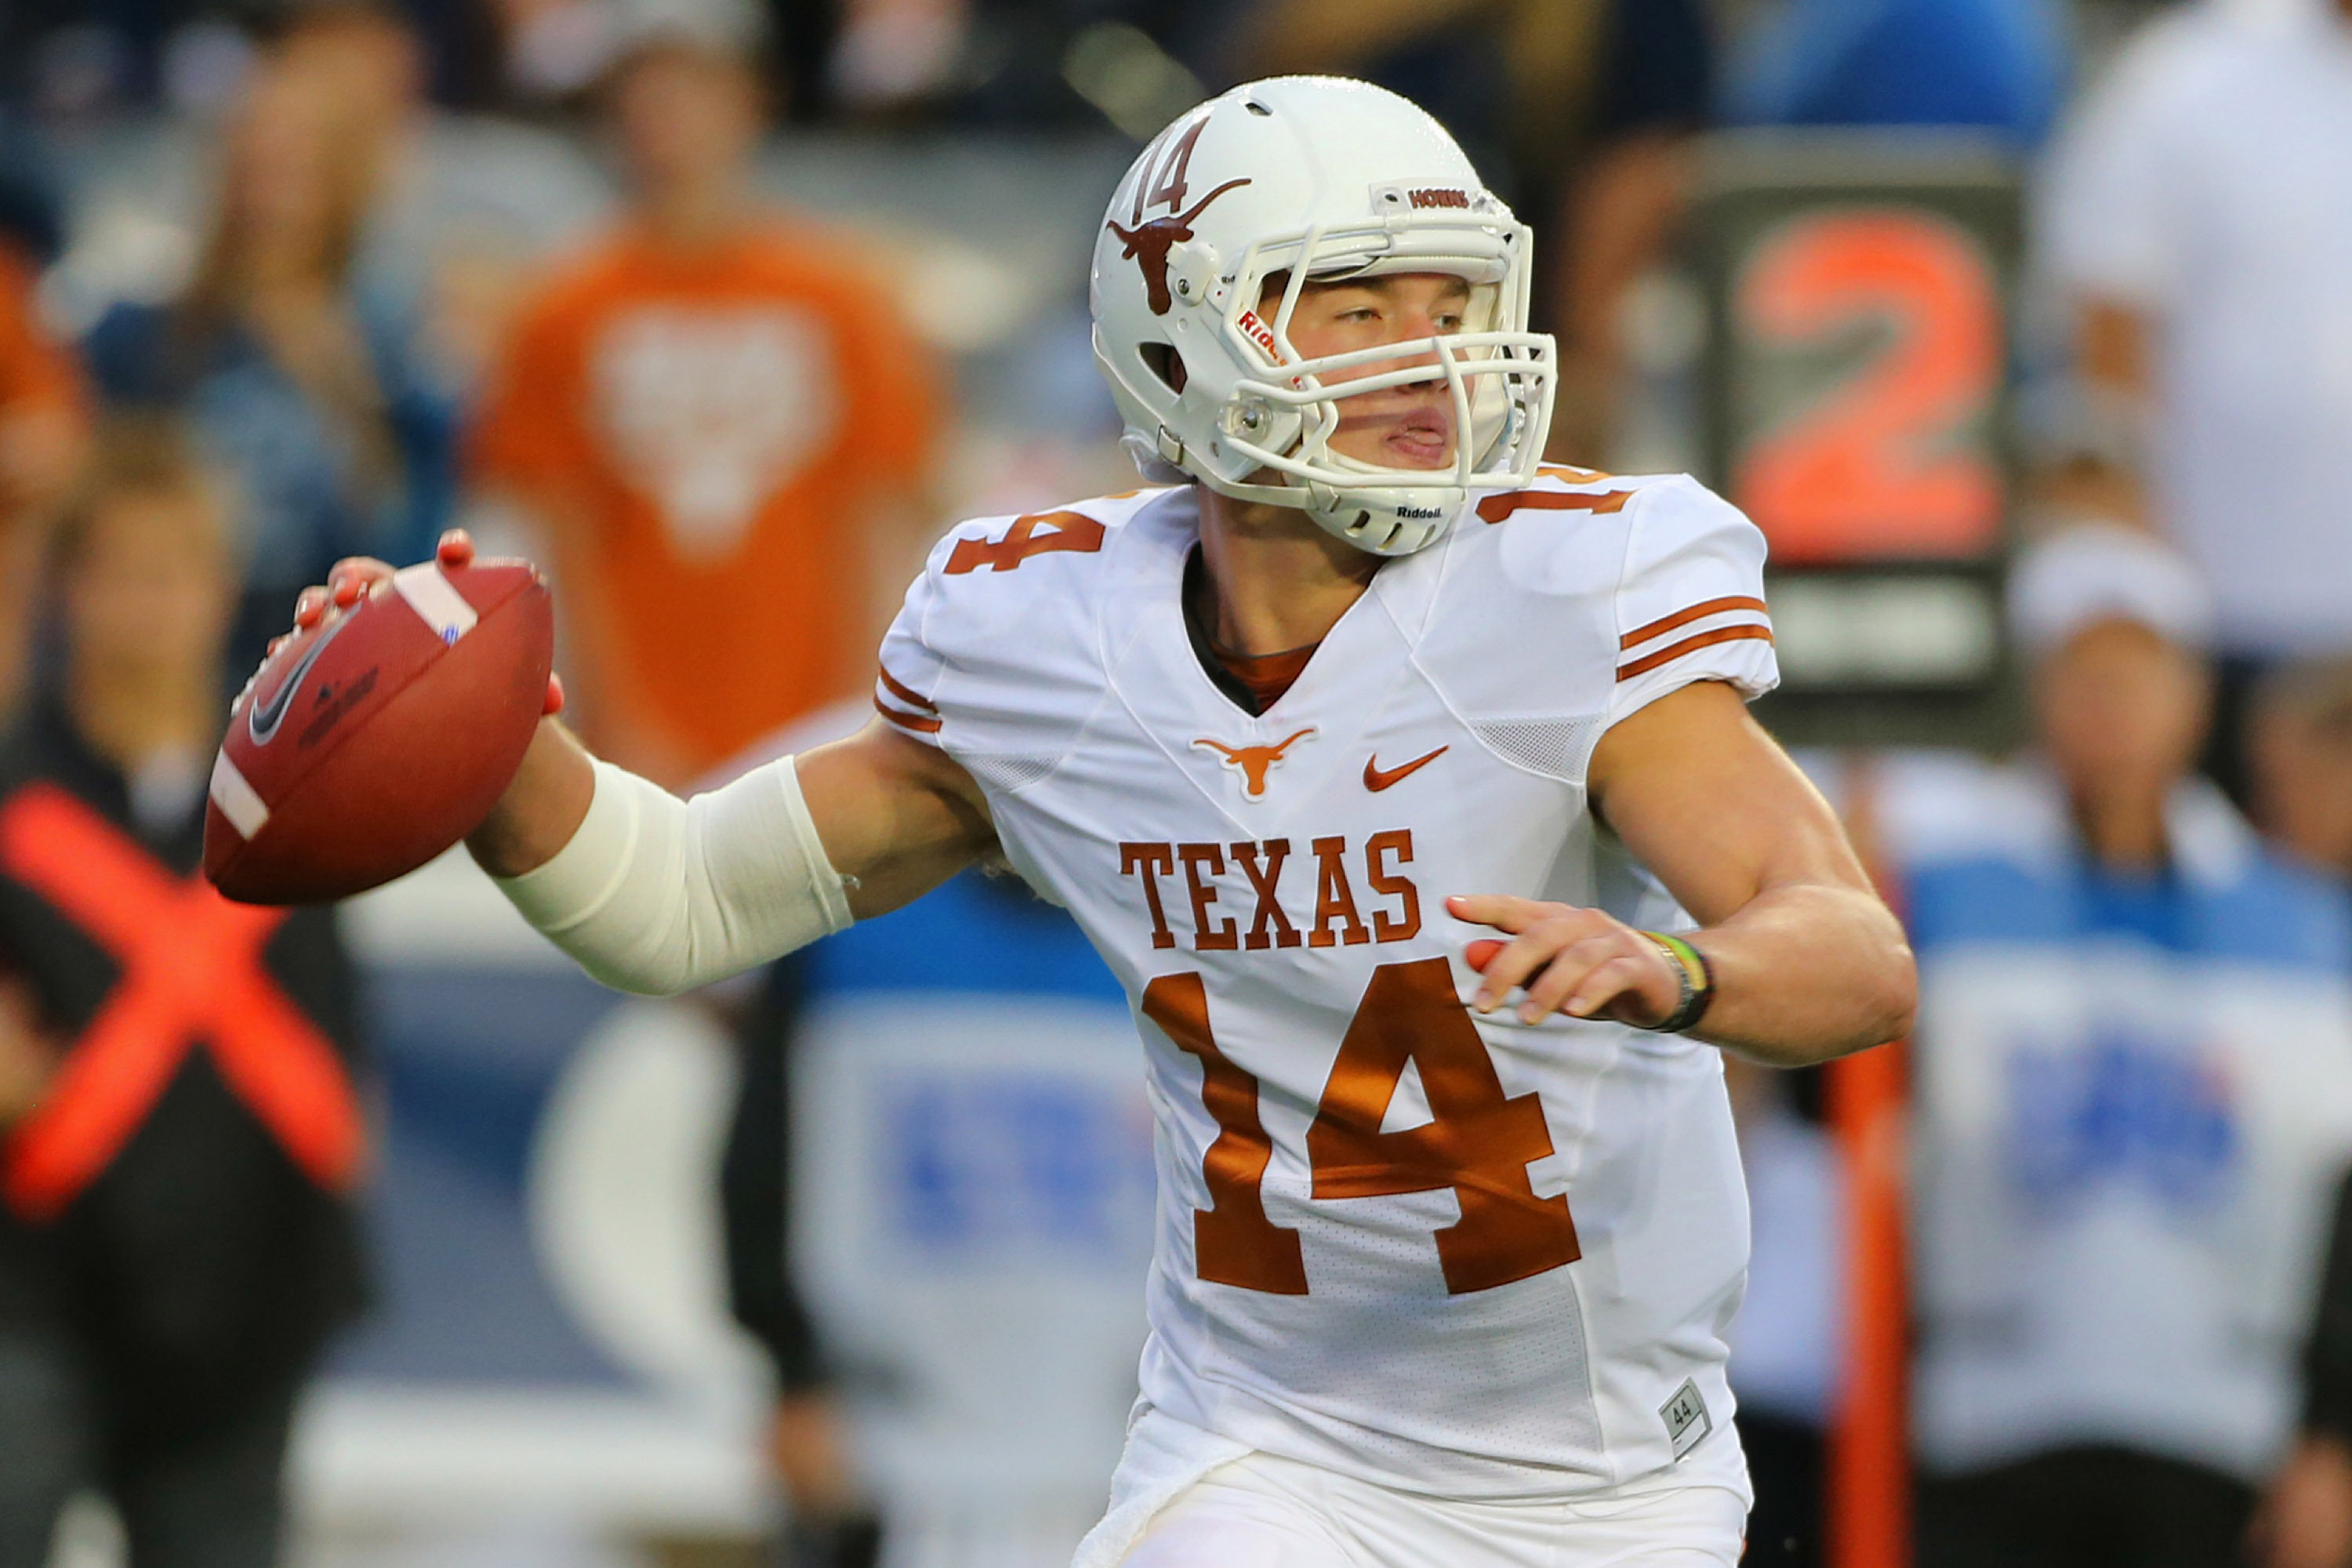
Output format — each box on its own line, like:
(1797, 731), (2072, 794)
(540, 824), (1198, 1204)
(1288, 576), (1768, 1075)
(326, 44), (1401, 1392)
(487, 747), (854, 996)
(467, 718), (597, 878)
(474, 720), (993, 995)
(468, 717), (987, 900)
(793, 725), (996, 920)
(1685, 882), (1915, 1067)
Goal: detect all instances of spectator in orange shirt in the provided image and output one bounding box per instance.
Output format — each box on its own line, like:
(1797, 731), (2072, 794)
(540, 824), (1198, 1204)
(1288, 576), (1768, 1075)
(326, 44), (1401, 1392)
(0, 239), (90, 716)
(468, 12), (942, 788)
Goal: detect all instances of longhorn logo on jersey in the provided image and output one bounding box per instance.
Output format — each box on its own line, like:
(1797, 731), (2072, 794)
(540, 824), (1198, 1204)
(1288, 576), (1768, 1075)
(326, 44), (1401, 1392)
(1193, 728), (1314, 800)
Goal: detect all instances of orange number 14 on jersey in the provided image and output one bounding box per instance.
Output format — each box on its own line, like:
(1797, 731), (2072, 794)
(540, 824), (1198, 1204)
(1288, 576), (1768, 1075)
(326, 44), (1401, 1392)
(1142, 958), (1581, 1298)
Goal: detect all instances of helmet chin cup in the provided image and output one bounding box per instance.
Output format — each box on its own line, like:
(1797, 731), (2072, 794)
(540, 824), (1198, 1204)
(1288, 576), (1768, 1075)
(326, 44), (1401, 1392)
(1304, 482), (1467, 557)
(1177, 462), (1472, 558)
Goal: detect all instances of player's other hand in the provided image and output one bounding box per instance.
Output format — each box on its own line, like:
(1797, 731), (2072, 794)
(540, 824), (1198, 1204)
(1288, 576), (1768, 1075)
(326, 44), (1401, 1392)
(1449, 895), (1682, 1029)
(274, 531), (564, 717)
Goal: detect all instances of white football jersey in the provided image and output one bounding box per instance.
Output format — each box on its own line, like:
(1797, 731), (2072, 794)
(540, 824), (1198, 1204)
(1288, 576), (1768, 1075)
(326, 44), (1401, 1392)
(874, 470), (1778, 1500)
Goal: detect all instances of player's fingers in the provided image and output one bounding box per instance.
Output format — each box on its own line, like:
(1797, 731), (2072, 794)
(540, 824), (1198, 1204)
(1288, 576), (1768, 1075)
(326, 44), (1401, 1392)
(1472, 916), (1598, 1012)
(1555, 953), (1665, 1026)
(543, 672), (565, 717)
(436, 529), (476, 568)
(1515, 940), (1628, 1025)
(328, 560), (370, 607)
(1446, 894), (1563, 938)
(1519, 935), (1635, 1023)
(293, 586), (328, 629)
(325, 555), (397, 604)
(1470, 930), (1554, 1011)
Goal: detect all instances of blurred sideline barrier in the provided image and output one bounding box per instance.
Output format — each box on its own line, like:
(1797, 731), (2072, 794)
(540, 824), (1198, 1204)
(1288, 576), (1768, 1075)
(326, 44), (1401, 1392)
(292, 849), (772, 1549)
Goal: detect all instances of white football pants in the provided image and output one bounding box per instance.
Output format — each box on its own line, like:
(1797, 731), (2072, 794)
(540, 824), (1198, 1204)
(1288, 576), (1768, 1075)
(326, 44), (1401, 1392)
(1112, 1447), (1746, 1568)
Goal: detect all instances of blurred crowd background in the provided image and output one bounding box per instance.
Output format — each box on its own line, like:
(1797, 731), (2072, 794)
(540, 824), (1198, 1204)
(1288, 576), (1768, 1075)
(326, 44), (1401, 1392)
(2, 2), (2351, 1567)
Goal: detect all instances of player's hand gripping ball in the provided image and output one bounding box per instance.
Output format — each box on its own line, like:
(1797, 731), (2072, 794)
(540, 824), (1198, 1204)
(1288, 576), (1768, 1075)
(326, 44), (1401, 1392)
(203, 532), (561, 905)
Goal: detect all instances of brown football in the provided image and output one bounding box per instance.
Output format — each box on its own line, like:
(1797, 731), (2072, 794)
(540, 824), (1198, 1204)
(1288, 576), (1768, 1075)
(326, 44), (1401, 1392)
(204, 558), (554, 905)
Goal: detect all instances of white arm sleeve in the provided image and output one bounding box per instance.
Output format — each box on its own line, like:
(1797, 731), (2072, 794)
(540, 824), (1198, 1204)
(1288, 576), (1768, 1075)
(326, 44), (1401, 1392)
(492, 755), (854, 996)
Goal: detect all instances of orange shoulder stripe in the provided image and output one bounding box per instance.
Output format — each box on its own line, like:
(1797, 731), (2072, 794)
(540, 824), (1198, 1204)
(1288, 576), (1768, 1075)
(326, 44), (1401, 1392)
(873, 694), (942, 733)
(1616, 624), (1775, 681)
(1476, 488), (1635, 525)
(1620, 596), (1771, 652)
(877, 666), (937, 713)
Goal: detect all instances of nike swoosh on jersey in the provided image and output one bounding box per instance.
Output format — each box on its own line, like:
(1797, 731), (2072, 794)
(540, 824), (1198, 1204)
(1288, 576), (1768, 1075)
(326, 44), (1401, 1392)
(1363, 746), (1448, 792)
(248, 612), (353, 746)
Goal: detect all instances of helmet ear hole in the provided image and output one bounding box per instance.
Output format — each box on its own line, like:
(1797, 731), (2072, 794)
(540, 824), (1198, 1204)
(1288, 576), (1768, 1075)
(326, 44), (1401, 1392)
(1138, 343), (1187, 395)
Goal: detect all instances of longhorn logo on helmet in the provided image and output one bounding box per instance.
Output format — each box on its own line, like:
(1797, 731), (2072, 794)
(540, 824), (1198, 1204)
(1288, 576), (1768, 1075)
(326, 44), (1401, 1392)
(1105, 117), (1252, 316)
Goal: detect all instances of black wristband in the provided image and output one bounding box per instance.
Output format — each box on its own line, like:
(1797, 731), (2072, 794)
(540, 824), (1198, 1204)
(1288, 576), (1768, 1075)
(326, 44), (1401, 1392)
(1639, 931), (1715, 1033)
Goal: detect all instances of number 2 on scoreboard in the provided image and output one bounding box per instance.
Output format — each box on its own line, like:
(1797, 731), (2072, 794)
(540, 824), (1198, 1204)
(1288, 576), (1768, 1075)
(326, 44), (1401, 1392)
(1732, 209), (2002, 562)
(1142, 959), (1581, 1298)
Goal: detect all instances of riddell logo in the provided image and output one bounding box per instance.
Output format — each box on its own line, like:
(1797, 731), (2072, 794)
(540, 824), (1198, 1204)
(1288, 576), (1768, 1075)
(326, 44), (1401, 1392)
(1237, 309), (1278, 356)
(1409, 188), (1472, 210)
(1193, 728), (1316, 800)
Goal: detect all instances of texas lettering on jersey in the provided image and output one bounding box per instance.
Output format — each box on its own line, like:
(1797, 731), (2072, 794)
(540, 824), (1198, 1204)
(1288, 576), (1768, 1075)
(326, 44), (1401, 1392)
(1120, 832), (1421, 952)
(873, 470), (1776, 1499)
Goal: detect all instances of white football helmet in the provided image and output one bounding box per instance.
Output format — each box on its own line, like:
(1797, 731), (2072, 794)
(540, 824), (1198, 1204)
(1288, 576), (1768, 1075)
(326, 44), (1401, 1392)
(1090, 75), (1557, 557)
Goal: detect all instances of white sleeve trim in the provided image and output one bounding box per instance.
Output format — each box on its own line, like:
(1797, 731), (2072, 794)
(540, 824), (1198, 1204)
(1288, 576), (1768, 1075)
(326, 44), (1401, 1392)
(495, 755), (854, 996)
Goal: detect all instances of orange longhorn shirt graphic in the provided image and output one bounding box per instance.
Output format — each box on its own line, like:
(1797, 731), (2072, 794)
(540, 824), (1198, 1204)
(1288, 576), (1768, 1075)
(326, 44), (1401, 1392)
(470, 220), (939, 782)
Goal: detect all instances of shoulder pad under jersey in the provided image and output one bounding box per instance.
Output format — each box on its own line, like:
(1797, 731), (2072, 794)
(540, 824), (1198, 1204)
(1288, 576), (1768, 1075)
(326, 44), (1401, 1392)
(873, 487), (1178, 785)
(1414, 469), (1777, 759)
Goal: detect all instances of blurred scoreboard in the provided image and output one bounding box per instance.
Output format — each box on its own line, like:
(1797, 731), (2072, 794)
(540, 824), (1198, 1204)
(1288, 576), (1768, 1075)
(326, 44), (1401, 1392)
(1693, 130), (2024, 748)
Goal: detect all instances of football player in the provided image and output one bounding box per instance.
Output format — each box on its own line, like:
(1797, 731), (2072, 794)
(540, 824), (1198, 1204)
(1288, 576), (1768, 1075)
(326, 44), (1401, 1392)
(295, 77), (1913, 1567)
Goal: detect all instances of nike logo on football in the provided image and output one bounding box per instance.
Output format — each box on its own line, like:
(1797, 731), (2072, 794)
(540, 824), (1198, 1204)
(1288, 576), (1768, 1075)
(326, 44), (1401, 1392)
(249, 612), (352, 746)
(1363, 746), (1448, 792)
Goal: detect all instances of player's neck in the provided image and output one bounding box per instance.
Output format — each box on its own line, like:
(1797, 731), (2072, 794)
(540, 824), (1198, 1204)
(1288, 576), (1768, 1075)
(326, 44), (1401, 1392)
(1195, 488), (1380, 656)
(66, 659), (218, 778)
